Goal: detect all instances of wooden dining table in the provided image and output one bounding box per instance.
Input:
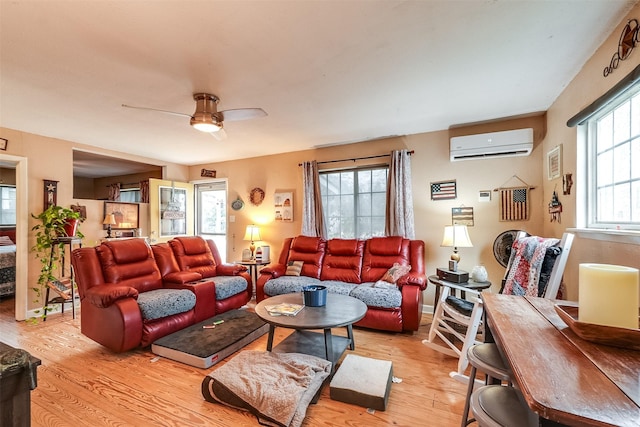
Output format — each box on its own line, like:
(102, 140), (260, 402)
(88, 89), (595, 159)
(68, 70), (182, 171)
(483, 293), (640, 427)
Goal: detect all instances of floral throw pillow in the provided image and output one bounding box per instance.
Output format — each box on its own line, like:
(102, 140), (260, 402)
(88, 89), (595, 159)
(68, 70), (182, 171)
(380, 263), (411, 284)
(285, 260), (304, 276)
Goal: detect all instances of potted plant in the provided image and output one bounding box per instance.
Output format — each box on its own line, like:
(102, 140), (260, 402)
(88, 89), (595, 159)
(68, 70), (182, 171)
(30, 205), (84, 316)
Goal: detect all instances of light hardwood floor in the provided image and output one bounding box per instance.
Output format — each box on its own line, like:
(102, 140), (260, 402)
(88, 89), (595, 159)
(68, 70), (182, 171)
(0, 298), (469, 427)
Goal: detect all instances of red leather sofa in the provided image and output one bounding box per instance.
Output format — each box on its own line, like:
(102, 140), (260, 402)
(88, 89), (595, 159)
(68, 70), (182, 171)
(71, 237), (250, 353)
(256, 235), (427, 332)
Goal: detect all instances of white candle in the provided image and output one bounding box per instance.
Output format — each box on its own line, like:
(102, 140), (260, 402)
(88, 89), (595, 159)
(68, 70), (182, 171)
(579, 263), (639, 329)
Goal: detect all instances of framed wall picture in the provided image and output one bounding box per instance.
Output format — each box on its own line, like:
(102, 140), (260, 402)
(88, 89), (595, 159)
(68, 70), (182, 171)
(430, 180), (457, 200)
(104, 202), (139, 229)
(274, 191), (293, 222)
(452, 206), (474, 226)
(547, 145), (562, 180)
(0, 138), (7, 151)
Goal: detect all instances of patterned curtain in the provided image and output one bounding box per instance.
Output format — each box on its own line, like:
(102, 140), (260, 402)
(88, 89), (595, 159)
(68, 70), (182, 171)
(108, 183), (121, 201)
(139, 180), (149, 203)
(385, 149), (415, 238)
(301, 161), (326, 238)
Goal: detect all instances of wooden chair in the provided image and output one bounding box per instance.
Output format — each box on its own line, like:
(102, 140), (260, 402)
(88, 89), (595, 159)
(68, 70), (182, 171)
(422, 232), (574, 383)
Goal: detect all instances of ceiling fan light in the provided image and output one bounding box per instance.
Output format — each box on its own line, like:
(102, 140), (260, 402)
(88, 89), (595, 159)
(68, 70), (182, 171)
(190, 115), (221, 132)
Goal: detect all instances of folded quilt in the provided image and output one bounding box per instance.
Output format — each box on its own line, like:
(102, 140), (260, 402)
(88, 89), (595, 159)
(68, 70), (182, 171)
(502, 236), (559, 296)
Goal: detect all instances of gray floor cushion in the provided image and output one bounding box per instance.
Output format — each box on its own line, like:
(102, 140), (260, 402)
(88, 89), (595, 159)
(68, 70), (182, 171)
(330, 354), (393, 411)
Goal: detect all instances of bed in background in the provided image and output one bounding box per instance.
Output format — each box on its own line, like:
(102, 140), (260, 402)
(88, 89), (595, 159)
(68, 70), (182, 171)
(0, 231), (16, 298)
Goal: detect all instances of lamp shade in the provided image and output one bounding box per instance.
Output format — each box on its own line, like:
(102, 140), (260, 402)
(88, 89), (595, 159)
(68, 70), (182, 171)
(243, 225), (261, 242)
(103, 213), (116, 225)
(441, 225), (473, 248)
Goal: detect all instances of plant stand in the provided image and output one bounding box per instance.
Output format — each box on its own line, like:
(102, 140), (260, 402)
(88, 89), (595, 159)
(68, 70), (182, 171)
(43, 237), (82, 320)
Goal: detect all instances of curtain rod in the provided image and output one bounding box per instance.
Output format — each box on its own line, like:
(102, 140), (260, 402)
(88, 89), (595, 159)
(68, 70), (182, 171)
(298, 150), (414, 167)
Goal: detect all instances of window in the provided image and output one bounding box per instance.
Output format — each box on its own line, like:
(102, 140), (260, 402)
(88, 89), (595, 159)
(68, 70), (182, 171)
(119, 188), (141, 203)
(319, 167), (388, 239)
(587, 82), (640, 229)
(0, 185), (16, 225)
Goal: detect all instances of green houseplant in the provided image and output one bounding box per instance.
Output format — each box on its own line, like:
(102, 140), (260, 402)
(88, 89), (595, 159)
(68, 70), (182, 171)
(30, 205), (84, 316)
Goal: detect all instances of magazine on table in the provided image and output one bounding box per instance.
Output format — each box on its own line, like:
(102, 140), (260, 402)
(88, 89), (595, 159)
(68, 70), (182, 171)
(264, 303), (304, 316)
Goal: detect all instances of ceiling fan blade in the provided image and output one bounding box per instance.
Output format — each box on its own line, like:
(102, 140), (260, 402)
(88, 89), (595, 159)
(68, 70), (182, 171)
(211, 127), (228, 141)
(121, 104), (191, 118)
(219, 108), (267, 122)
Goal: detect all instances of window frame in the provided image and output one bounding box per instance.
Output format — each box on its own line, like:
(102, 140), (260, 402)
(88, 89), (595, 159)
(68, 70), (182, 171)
(585, 81), (640, 231)
(319, 165), (389, 239)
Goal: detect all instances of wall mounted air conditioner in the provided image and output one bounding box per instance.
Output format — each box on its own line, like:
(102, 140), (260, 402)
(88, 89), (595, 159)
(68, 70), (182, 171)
(450, 128), (533, 162)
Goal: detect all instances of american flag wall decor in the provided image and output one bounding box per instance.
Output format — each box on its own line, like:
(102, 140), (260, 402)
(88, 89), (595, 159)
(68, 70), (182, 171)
(431, 180), (457, 200)
(499, 186), (530, 221)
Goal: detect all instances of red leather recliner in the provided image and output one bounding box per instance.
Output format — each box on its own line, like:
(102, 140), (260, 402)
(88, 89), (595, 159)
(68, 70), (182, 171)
(71, 239), (213, 352)
(154, 236), (252, 315)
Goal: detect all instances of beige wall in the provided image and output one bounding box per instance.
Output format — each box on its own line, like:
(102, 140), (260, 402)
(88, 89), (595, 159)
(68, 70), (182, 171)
(543, 3), (640, 301)
(189, 114), (546, 306)
(2, 3), (640, 315)
(0, 127), (187, 314)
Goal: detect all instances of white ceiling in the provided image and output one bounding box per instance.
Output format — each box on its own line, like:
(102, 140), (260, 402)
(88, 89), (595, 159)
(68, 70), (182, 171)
(1, 0), (636, 170)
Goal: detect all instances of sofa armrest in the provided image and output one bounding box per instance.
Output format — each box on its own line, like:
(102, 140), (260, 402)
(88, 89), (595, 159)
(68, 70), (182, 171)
(216, 264), (247, 276)
(397, 272), (427, 291)
(163, 271), (202, 284)
(164, 279), (216, 322)
(84, 285), (138, 308)
(260, 264), (286, 279)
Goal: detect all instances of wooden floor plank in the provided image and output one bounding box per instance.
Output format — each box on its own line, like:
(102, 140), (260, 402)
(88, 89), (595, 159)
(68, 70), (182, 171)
(0, 297), (469, 426)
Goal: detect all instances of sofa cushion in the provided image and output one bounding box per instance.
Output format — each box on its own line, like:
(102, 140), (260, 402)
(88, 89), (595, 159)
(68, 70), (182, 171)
(285, 260), (304, 276)
(136, 288), (196, 321)
(287, 236), (326, 279)
(169, 237), (217, 278)
(349, 283), (402, 309)
(264, 276), (321, 296)
(361, 237), (411, 283)
(316, 280), (358, 296)
(320, 239), (365, 284)
(212, 275), (248, 300)
(177, 236), (210, 255)
(96, 240), (164, 293)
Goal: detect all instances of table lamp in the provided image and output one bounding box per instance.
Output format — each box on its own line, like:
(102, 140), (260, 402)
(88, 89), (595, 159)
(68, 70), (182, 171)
(243, 225), (261, 259)
(103, 213), (116, 238)
(441, 225), (473, 264)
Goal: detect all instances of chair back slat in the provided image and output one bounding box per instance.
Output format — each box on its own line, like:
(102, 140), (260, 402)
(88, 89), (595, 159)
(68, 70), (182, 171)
(542, 232), (574, 300)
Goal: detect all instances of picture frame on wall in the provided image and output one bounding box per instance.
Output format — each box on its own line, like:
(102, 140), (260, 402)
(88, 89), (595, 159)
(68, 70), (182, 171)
(430, 180), (457, 200)
(104, 202), (139, 230)
(274, 191), (293, 222)
(547, 145), (562, 180)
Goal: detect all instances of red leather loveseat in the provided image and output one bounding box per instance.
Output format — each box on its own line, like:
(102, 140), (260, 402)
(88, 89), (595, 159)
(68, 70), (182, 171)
(256, 235), (426, 332)
(152, 236), (252, 314)
(71, 237), (250, 353)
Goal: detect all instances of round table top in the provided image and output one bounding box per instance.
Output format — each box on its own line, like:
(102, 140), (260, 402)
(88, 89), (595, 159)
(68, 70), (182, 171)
(254, 293), (367, 330)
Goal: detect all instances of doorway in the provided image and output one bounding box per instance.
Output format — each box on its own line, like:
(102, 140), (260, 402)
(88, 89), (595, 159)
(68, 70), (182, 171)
(195, 180), (227, 261)
(0, 154), (27, 321)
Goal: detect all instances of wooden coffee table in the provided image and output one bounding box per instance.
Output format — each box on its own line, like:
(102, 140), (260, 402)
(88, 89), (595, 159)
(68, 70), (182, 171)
(255, 293), (367, 369)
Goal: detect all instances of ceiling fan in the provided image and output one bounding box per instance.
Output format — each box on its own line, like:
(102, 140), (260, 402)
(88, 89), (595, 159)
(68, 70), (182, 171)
(122, 93), (267, 140)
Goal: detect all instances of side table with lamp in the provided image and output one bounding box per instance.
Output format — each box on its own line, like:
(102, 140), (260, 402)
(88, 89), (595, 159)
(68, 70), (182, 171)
(238, 225), (269, 296)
